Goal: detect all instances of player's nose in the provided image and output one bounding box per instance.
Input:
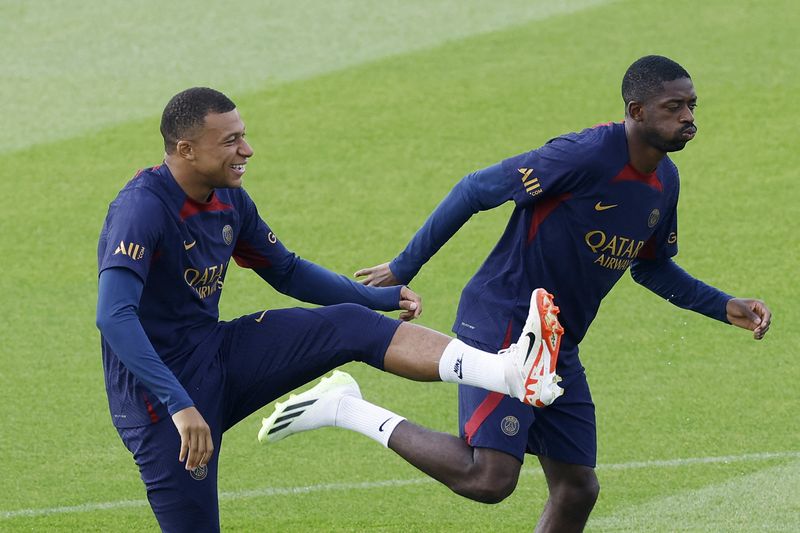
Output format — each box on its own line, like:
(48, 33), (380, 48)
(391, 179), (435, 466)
(239, 138), (254, 157)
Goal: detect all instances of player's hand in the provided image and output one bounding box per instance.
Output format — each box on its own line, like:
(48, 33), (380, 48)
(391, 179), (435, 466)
(726, 298), (772, 340)
(172, 406), (214, 471)
(354, 262), (401, 287)
(399, 286), (422, 321)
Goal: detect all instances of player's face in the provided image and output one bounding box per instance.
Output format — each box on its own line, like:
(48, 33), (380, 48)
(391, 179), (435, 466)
(189, 109), (254, 190)
(640, 77), (697, 153)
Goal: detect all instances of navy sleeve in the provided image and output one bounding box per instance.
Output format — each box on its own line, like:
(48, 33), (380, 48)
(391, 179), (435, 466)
(501, 135), (590, 208)
(630, 257), (732, 323)
(254, 258), (402, 310)
(390, 163), (511, 283)
(390, 137), (591, 284)
(96, 267), (195, 415)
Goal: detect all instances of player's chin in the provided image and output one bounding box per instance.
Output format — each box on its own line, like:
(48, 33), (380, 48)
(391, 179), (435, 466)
(664, 139), (690, 152)
(224, 175), (244, 188)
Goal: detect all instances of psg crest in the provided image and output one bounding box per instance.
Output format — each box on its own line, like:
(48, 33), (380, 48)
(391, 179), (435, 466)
(648, 209), (660, 228)
(501, 416), (520, 436)
(222, 224), (233, 245)
(190, 464), (208, 481)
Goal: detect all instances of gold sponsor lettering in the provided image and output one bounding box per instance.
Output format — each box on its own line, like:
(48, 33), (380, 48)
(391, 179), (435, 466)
(600, 235), (618, 255)
(518, 168), (543, 197)
(585, 230), (606, 253)
(585, 230), (644, 271)
(184, 262), (227, 299)
(184, 268), (200, 286)
(113, 240), (146, 260)
(593, 254), (633, 271)
(620, 238), (636, 258)
(667, 232), (677, 244)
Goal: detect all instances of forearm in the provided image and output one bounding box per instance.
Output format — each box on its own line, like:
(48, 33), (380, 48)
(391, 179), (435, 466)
(630, 258), (732, 322)
(256, 259), (402, 311)
(96, 268), (194, 414)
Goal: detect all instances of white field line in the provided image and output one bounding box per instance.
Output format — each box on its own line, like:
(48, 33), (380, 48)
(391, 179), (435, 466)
(2, 450), (798, 520)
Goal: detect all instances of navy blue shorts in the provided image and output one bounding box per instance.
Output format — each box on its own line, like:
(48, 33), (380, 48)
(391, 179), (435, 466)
(457, 338), (596, 467)
(117, 304), (401, 533)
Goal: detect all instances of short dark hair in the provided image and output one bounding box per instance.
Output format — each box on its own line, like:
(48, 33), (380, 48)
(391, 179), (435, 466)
(621, 55), (691, 107)
(160, 87), (236, 153)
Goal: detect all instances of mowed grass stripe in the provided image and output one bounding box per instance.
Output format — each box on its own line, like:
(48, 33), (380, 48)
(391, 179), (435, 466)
(4, 451), (798, 520)
(0, 0), (610, 154)
(1, 0), (797, 530)
(589, 459), (800, 532)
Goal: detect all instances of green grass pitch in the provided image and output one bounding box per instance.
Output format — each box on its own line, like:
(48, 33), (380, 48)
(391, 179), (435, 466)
(1, 0), (798, 531)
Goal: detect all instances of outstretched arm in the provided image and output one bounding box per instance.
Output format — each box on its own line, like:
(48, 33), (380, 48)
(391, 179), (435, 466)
(357, 163), (513, 286)
(630, 257), (771, 339)
(255, 259), (422, 320)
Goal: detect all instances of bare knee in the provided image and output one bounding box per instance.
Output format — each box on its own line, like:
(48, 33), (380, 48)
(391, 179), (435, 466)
(554, 474), (599, 508)
(451, 449), (521, 504)
(545, 463), (600, 511)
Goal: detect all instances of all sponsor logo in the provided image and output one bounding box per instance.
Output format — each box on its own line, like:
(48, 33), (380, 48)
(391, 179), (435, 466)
(518, 168), (543, 197)
(112, 240), (145, 260)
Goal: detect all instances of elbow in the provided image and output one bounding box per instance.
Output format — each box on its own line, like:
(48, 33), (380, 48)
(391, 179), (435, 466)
(629, 257), (664, 286)
(629, 261), (646, 285)
(96, 311), (111, 334)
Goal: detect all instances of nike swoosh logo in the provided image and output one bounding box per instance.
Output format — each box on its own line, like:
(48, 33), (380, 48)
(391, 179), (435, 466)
(594, 202), (618, 211)
(524, 332), (537, 365)
(378, 417), (394, 432)
(183, 240), (196, 250)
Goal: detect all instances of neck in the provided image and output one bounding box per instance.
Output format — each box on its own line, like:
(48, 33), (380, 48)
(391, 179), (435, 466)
(164, 156), (213, 203)
(624, 119), (664, 174)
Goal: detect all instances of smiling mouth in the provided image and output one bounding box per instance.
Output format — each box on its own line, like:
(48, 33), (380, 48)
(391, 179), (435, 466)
(230, 163), (246, 174)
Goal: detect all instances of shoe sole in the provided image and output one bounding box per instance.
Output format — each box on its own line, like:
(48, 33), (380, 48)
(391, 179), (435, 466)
(524, 289), (564, 406)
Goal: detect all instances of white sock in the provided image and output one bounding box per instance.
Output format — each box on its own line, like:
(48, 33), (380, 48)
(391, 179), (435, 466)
(438, 339), (509, 395)
(335, 395), (406, 448)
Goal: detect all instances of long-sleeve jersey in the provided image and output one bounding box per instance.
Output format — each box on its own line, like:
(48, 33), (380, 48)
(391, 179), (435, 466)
(97, 163), (401, 427)
(390, 122), (730, 373)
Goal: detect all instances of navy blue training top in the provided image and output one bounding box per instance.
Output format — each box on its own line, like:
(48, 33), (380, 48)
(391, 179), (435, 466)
(390, 122), (730, 374)
(97, 163), (401, 427)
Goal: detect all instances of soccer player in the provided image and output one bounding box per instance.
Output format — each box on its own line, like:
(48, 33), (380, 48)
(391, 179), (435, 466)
(260, 56), (772, 531)
(96, 87), (563, 532)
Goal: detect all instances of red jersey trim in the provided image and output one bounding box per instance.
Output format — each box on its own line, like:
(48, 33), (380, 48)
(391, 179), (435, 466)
(611, 163), (663, 192)
(142, 393), (160, 424)
(527, 193), (572, 244)
(179, 192), (233, 221)
(463, 320), (514, 445)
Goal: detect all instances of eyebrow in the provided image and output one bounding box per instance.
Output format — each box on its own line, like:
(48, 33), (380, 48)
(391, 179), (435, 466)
(662, 95), (697, 104)
(221, 130), (245, 141)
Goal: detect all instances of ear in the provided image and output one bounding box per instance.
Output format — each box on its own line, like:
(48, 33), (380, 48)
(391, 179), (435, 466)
(627, 100), (645, 122)
(176, 140), (195, 161)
